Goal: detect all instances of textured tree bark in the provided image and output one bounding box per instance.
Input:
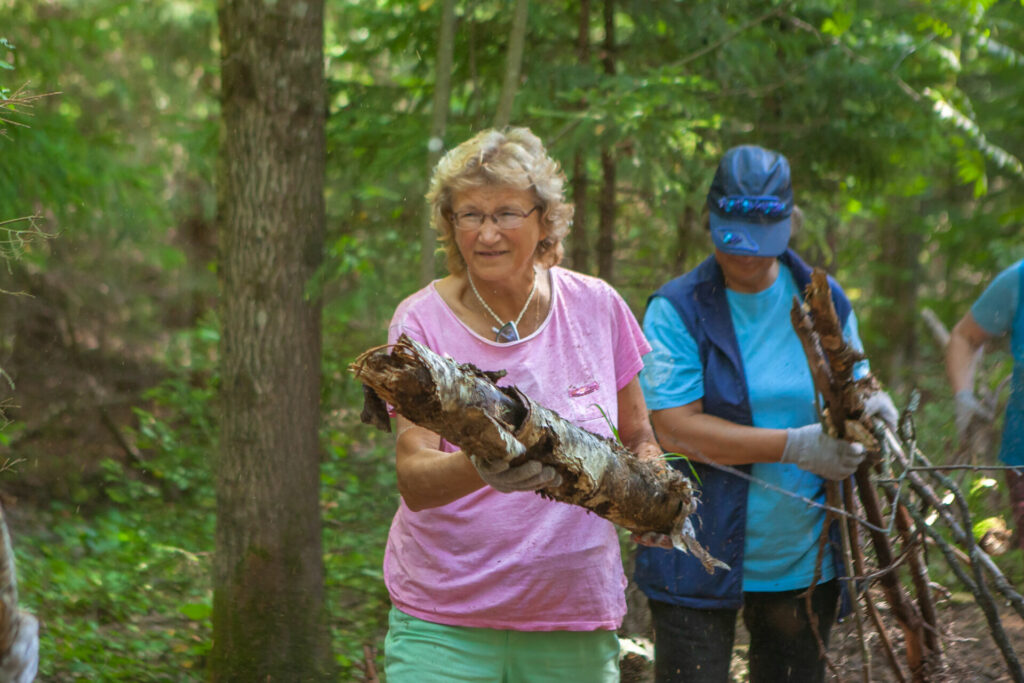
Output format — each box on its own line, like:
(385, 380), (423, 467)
(212, 0), (332, 679)
(351, 335), (725, 572)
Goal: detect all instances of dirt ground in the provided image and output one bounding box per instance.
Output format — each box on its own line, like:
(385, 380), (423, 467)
(828, 593), (1024, 682)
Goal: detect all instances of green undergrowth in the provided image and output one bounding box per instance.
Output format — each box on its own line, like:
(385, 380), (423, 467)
(11, 415), (396, 682)
(7, 318), (397, 681)
(15, 499), (215, 681)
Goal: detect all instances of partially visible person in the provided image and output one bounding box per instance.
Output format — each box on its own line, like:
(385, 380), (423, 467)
(946, 258), (1024, 547)
(383, 126), (661, 682)
(635, 145), (897, 682)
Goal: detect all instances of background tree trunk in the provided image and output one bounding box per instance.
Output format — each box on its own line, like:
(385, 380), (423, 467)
(569, 0), (590, 273)
(493, 0), (529, 129)
(873, 208), (925, 391)
(421, 0), (456, 286)
(674, 204), (697, 269)
(212, 0), (331, 679)
(596, 0), (616, 281)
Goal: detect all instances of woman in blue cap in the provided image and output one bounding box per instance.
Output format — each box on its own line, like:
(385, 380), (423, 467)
(634, 145), (897, 682)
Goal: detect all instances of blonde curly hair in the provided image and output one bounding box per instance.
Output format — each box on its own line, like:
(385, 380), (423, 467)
(426, 127), (574, 276)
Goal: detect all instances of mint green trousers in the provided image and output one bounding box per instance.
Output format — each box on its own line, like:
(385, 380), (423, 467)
(384, 607), (620, 682)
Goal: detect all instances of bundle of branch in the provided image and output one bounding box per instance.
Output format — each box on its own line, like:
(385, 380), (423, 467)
(350, 334), (725, 573)
(792, 269), (939, 681)
(795, 284), (1024, 681)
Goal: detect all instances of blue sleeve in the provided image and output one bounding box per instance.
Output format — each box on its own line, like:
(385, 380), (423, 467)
(639, 296), (704, 410)
(971, 261), (1021, 336)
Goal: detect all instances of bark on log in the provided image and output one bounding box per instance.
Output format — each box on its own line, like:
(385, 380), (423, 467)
(350, 334), (725, 573)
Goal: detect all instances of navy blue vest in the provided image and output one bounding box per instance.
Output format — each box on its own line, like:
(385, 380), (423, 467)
(635, 249), (852, 609)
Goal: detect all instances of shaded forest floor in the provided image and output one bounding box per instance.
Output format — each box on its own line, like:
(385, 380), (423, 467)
(830, 594), (1024, 682)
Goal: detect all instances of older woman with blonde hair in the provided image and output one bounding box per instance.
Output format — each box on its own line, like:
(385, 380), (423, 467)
(382, 126), (661, 682)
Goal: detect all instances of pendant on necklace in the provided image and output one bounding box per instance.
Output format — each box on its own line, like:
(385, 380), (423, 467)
(467, 268), (537, 344)
(493, 321), (520, 343)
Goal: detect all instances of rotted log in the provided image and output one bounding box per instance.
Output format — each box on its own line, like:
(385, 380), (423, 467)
(0, 503), (38, 683)
(791, 269), (938, 681)
(350, 334), (725, 573)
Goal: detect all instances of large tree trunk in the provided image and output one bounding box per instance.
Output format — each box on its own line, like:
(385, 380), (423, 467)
(350, 335), (725, 573)
(213, 0), (331, 679)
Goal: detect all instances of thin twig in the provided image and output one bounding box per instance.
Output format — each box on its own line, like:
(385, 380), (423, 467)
(886, 480), (1024, 682)
(682, 451), (888, 533)
(884, 430), (1024, 618)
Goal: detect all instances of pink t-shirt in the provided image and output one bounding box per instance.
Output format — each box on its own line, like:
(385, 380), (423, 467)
(384, 266), (650, 631)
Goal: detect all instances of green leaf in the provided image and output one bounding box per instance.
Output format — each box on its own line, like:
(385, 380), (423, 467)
(660, 453), (702, 485)
(972, 515), (1006, 540)
(591, 403), (621, 445)
(822, 11), (853, 37)
(179, 602), (212, 621)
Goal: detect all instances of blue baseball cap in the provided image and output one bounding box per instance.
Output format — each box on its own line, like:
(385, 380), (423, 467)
(707, 145), (793, 257)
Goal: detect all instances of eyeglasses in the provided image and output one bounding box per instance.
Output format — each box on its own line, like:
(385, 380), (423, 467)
(451, 206), (540, 231)
(715, 195), (788, 218)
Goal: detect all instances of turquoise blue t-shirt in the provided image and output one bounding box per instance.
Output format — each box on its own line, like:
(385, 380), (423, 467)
(971, 259), (1024, 466)
(971, 259), (1021, 338)
(641, 266), (866, 591)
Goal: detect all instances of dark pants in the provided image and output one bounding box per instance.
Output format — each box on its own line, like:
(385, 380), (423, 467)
(649, 579), (840, 683)
(1008, 469), (1024, 551)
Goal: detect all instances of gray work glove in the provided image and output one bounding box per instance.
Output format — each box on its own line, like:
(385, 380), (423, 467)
(862, 390), (899, 431)
(954, 389), (995, 441)
(470, 455), (562, 493)
(781, 424), (866, 480)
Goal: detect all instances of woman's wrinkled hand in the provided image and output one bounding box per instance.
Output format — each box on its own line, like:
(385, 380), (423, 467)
(634, 442), (664, 461)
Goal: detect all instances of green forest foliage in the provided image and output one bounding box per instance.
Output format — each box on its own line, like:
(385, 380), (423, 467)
(1, 0), (1023, 678)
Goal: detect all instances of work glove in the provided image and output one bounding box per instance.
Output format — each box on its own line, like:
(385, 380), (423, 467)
(470, 454), (562, 493)
(781, 424), (866, 481)
(954, 390), (995, 441)
(862, 390), (899, 431)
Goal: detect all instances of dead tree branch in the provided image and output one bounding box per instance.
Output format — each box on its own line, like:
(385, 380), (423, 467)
(793, 270), (938, 681)
(0, 503), (38, 682)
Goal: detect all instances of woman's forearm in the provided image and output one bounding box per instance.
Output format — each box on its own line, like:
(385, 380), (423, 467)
(651, 406), (787, 466)
(395, 422), (486, 511)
